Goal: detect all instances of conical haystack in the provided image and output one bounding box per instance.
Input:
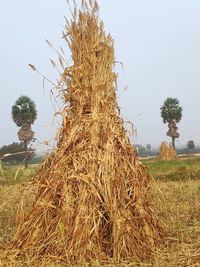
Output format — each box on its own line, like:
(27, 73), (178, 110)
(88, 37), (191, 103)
(159, 142), (178, 160)
(159, 142), (169, 160)
(168, 144), (178, 160)
(11, 1), (163, 264)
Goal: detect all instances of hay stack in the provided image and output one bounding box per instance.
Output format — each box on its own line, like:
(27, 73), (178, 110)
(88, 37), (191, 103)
(159, 142), (178, 160)
(159, 142), (169, 160)
(11, 1), (163, 264)
(168, 144), (178, 160)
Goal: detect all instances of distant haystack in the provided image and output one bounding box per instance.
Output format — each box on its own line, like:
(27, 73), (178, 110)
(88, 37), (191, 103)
(168, 144), (178, 159)
(159, 142), (178, 160)
(11, 1), (163, 265)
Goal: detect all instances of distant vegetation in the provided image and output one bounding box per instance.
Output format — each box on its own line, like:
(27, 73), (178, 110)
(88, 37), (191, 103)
(161, 98), (182, 149)
(0, 142), (44, 167)
(187, 140), (195, 154)
(0, 142), (34, 165)
(135, 144), (200, 158)
(12, 96), (37, 168)
(1, 142), (199, 163)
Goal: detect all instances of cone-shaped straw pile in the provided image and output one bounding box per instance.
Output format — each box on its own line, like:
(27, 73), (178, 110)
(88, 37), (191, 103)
(11, 1), (163, 264)
(168, 144), (178, 160)
(159, 142), (169, 160)
(159, 142), (178, 160)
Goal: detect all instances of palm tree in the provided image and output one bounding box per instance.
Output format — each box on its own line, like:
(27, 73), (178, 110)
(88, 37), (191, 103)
(12, 96), (37, 168)
(161, 98), (182, 149)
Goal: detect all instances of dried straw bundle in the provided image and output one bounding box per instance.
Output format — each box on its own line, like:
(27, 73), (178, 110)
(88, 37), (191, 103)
(159, 142), (169, 160)
(168, 144), (178, 160)
(11, 1), (163, 264)
(159, 142), (178, 160)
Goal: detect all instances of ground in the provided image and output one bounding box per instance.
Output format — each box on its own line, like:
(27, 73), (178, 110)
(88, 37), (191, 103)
(0, 158), (199, 266)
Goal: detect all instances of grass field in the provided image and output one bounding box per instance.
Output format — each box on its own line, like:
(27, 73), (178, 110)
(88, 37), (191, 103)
(143, 157), (200, 181)
(0, 158), (199, 266)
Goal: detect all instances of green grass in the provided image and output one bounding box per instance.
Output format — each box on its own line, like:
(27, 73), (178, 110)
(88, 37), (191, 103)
(0, 165), (37, 186)
(143, 157), (200, 181)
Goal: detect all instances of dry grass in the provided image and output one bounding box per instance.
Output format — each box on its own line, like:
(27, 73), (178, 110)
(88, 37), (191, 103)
(0, 176), (199, 266)
(154, 180), (200, 267)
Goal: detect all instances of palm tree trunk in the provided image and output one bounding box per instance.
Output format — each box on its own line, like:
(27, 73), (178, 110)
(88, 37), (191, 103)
(172, 137), (175, 150)
(24, 140), (28, 169)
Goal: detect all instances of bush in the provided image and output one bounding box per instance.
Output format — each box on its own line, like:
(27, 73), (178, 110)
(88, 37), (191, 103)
(0, 143), (35, 165)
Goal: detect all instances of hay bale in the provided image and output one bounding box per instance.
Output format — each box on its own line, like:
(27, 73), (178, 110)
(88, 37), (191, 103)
(11, 1), (163, 264)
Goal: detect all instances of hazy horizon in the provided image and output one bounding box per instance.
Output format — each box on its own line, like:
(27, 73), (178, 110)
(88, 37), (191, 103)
(1, 0), (200, 152)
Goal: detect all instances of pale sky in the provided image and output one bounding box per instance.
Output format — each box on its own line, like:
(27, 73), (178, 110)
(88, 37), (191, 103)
(1, 0), (200, 152)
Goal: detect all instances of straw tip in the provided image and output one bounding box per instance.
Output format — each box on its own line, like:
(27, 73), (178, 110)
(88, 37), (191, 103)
(28, 64), (37, 71)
